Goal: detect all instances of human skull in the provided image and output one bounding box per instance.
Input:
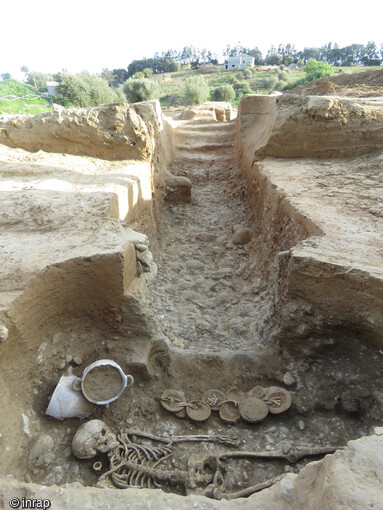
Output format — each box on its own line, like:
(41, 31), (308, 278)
(72, 419), (118, 459)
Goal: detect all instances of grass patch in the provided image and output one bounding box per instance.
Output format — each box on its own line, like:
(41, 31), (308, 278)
(0, 79), (73, 114)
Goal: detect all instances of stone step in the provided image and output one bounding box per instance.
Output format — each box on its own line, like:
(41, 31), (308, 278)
(174, 140), (235, 152)
(177, 121), (236, 134)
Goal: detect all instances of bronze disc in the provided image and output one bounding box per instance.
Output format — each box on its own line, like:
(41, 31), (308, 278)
(225, 388), (246, 404)
(265, 387), (292, 415)
(202, 389), (226, 411)
(160, 389), (186, 413)
(248, 385), (266, 399)
(186, 400), (211, 422)
(219, 400), (240, 424)
(239, 396), (269, 423)
(174, 407), (186, 419)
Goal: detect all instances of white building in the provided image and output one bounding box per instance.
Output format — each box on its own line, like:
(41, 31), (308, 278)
(223, 54), (255, 71)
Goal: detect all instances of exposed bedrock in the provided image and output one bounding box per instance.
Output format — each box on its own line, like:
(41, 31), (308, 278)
(236, 94), (383, 350)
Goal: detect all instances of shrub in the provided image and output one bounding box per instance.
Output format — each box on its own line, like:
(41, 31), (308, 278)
(275, 80), (287, 91)
(304, 59), (333, 81)
(233, 81), (252, 98)
(278, 71), (289, 81)
(184, 76), (210, 104)
(132, 71), (145, 79)
(143, 67), (154, 77)
(242, 68), (253, 80)
(123, 78), (158, 103)
(57, 72), (123, 107)
(168, 61), (181, 72)
(265, 53), (283, 66)
(226, 75), (237, 85)
(262, 76), (278, 90)
(212, 84), (235, 102)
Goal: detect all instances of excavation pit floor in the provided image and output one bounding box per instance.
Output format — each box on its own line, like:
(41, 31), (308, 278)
(18, 334), (383, 496)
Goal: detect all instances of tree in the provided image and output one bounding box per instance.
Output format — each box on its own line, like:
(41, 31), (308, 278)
(101, 68), (114, 86)
(265, 53), (283, 66)
(143, 67), (154, 77)
(361, 41), (381, 66)
(123, 78), (158, 103)
(299, 47), (321, 63)
(212, 84), (236, 102)
(112, 69), (129, 86)
(58, 72), (124, 107)
(1, 73), (11, 80)
(304, 59), (333, 81)
(233, 81), (252, 98)
(244, 47), (264, 65)
(26, 72), (53, 90)
(20, 66), (29, 82)
(184, 76), (210, 104)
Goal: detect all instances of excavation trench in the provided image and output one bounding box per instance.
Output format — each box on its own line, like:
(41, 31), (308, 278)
(0, 99), (382, 505)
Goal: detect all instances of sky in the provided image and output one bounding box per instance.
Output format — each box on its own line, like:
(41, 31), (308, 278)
(2, 0), (383, 80)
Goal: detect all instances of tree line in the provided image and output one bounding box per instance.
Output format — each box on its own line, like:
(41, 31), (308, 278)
(109, 41), (382, 84)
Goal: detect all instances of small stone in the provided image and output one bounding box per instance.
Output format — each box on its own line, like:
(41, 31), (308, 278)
(0, 324), (9, 342)
(136, 249), (153, 268)
(195, 233), (216, 242)
(212, 246), (225, 255)
(186, 260), (204, 270)
(298, 420), (305, 431)
(58, 361), (66, 370)
(215, 235), (227, 245)
(182, 291), (201, 302)
(28, 435), (55, 469)
(233, 227), (251, 245)
(73, 357), (82, 366)
(283, 372), (296, 386)
(134, 242), (148, 252)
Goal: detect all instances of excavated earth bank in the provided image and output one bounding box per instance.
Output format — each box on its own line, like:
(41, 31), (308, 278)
(0, 91), (382, 509)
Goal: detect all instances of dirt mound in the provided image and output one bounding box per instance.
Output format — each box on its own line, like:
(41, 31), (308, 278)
(289, 68), (383, 97)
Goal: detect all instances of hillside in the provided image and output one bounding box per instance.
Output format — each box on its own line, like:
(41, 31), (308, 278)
(1, 65), (382, 115)
(287, 67), (383, 97)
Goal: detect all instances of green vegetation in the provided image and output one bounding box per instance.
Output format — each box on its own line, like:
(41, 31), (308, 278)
(212, 84), (235, 102)
(1, 39), (382, 115)
(57, 72), (124, 107)
(184, 76), (210, 104)
(304, 59), (334, 81)
(123, 78), (158, 103)
(0, 79), (55, 114)
(283, 59), (334, 90)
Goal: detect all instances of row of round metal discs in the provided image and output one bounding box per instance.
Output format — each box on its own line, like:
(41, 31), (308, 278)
(160, 386), (291, 423)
